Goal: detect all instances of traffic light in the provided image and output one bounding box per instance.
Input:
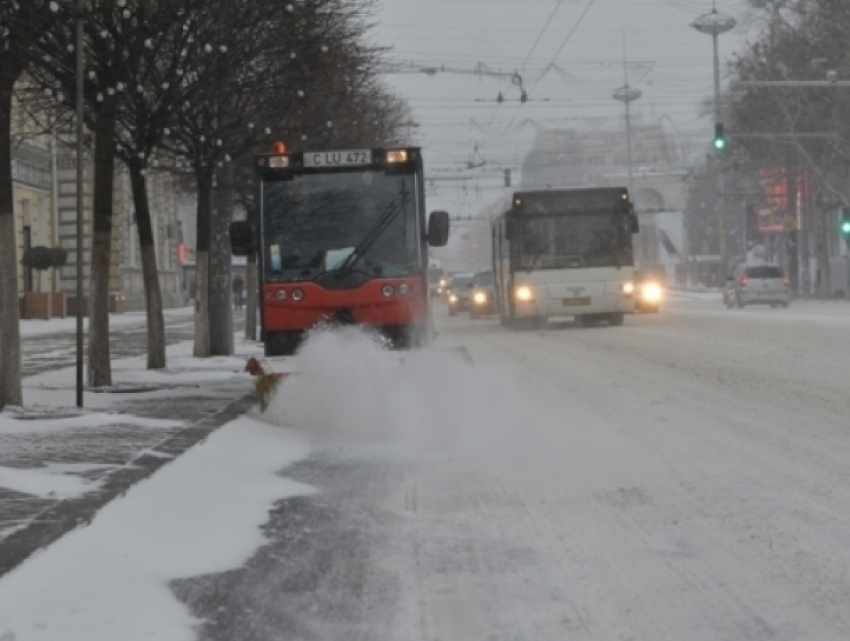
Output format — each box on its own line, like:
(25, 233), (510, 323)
(713, 123), (728, 152)
(840, 207), (850, 239)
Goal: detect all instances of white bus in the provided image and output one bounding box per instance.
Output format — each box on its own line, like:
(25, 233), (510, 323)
(492, 187), (640, 328)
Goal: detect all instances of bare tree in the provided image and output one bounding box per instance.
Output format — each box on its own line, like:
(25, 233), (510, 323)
(30, 0), (145, 387)
(0, 0), (60, 409)
(164, 0), (394, 356)
(726, 0), (850, 296)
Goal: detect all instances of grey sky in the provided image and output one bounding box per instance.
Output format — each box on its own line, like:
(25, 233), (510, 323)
(372, 0), (750, 212)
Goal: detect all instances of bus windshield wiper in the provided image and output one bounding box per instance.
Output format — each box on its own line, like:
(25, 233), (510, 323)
(527, 233), (565, 270)
(334, 193), (405, 277)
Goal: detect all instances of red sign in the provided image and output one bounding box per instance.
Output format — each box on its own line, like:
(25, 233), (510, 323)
(756, 167), (811, 234)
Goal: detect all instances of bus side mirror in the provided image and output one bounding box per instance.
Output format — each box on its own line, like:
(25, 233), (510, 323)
(229, 221), (254, 256)
(427, 210), (450, 247)
(505, 220), (517, 241)
(629, 214), (640, 234)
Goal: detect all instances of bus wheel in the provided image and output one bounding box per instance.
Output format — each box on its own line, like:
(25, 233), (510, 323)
(608, 313), (625, 326)
(265, 331), (301, 357)
(577, 314), (601, 328)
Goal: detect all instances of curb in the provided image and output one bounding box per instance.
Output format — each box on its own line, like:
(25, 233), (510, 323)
(0, 393), (255, 579)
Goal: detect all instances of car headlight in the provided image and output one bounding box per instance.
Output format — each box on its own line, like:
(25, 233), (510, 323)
(473, 291), (487, 304)
(641, 282), (663, 303)
(449, 294), (458, 303)
(515, 285), (533, 302)
(622, 281), (634, 295)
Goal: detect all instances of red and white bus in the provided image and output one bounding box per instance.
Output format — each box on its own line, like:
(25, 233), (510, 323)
(230, 145), (450, 356)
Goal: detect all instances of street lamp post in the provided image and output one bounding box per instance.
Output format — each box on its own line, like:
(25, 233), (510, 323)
(613, 84), (641, 195)
(51, 0), (87, 405)
(691, 7), (736, 279)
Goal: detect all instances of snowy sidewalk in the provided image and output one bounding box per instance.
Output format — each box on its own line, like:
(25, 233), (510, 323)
(0, 339), (259, 578)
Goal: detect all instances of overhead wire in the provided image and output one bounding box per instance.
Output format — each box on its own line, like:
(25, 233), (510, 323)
(520, 0), (565, 72)
(491, 0), (599, 148)
(483, 0), (565, 163)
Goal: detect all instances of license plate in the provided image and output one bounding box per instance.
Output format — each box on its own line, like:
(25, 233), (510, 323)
(303, 149), (372, 168)
(563, 297), (591, 306)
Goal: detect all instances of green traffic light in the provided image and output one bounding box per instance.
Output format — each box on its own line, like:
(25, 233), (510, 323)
(841, 220), (850, 235)
(714, 137), (726, 150)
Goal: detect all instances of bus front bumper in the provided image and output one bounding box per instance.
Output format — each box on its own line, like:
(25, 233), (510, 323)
(514, 293), (634, 318)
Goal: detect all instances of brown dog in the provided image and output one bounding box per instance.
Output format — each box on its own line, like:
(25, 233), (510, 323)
(244, 357), (289, 411)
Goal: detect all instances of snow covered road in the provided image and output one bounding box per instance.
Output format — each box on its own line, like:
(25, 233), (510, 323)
(400, 300), (850, 640)
(6, 296), (850, 640)
(176, 297), (850, 640)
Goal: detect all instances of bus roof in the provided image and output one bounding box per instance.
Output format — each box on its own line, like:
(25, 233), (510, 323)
(511, 186), (629, 200)
(496, 187), (631, 219)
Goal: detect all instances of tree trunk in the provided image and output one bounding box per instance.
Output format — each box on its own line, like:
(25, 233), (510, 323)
(245, 204), (258, 342)
(129, 165), (166, 369)
(210, 161), (233, 356)
(245, 250), (258, 342)
(193, 168), (213, 357)
(0, 73), (22, 409)
(87, 100), (117, 388)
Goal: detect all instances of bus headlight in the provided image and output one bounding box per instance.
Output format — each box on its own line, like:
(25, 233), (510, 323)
(275, 289), (288, 301)
(291, 288), (304, 301)
(382, 284), (395, 297)
(473, 291), (487, 304)
(448, 293), (458, 303)
(386, 149), (409, 164)
(398, 283), (410, 295)
(515, 285), (533, 302)
(622, 281), (635, 295)
(641, 282), (663, 303)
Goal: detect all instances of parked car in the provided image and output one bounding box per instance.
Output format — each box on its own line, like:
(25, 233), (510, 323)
(725, 263), (791, 308)
(469, 270), (496, 319)
(446, 273), (475, 316)
(633, 265), (666, 313)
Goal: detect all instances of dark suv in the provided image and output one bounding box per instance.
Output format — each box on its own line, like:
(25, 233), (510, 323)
(446, 273), (474, 316)
(469, 270), (496, 319)
(725, 264), (790, 308)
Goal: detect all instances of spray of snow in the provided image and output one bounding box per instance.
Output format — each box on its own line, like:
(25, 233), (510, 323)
(264, 327), (532, 472)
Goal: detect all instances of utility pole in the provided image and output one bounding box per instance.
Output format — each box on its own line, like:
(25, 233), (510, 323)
(692, 6), (736, 280)
(612, 85), (641, 195)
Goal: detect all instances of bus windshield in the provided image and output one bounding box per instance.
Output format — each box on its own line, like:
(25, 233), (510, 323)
(261, 170), (419, 281)
(518, 213), (633, 270)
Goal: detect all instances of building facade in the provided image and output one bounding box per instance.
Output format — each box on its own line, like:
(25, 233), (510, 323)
(12, 137), (56, 295)
(12, 96), (184, 313)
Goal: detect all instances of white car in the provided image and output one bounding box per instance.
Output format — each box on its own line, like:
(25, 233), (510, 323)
(727, 264), (791, 308)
